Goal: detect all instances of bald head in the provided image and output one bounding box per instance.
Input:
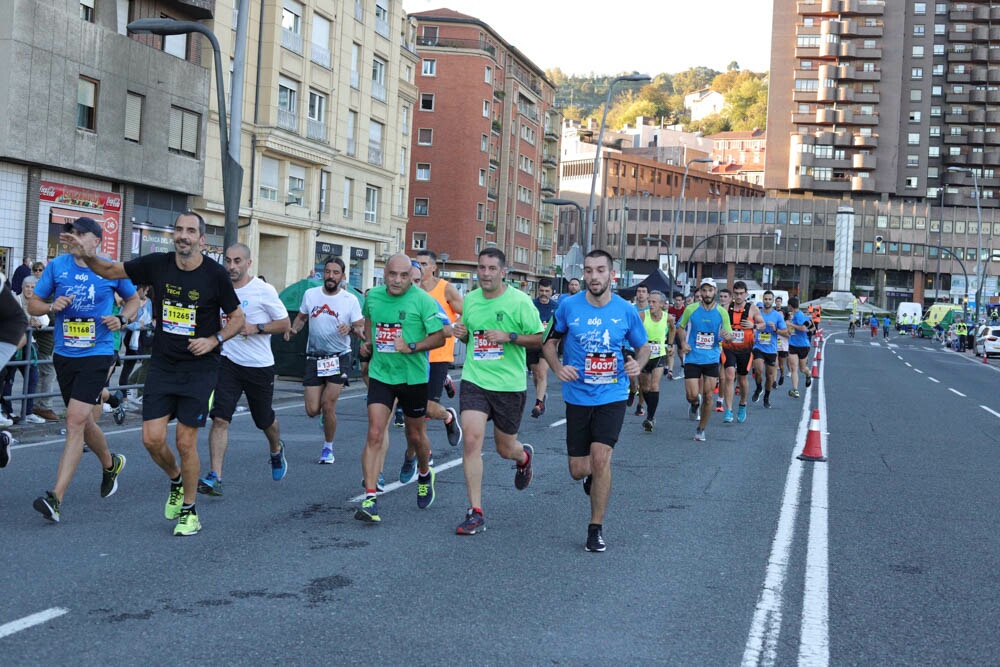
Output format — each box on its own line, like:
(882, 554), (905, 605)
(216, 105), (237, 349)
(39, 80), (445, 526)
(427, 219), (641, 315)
(385, 254), (415, 296)
(224, 242), (253, 287)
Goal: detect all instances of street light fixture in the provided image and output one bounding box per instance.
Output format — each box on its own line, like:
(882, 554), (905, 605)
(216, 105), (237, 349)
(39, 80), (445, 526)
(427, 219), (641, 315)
(947, 166), (983, 321)
(127, 18), (245, 252)
(544, 197), (586, 281)
(669, 157), (713, 298)
(585, 73), (652, 253)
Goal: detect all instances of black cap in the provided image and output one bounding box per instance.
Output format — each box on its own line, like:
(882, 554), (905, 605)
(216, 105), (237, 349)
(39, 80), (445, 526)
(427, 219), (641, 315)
(64, 216), (103, 239)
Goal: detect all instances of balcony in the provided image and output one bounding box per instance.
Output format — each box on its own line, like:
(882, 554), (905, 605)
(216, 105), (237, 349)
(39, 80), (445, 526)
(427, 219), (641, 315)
(851, 113), (879, 126)
(855, 91), (879, 103)
(511, 67), (543, 97)
(310, 43), (330, 68)
(818, 41), (839, 58)
(277, 108), (297, 132)
(842, 0), (884, 15)
(371, 81), (386, 103)
(950, 50), (973, 63)
(537, 236), (553, 250)
(946, 112), (969, 124)
(969, 109), (986, 123)
(816, 85), (836, 102)
(540, 208), (554, 223)
(836, 109), (854, 124)
(367, 141), (382, 166)
(541, 179), (556, 194)
(416, 36), (497, 59)
(969, 129), (986, 144)
(792, 150), (815, 167)
(542, 152), (558, 166)
(281, 28), (302, 54)
(947, 72), (971, 84)
(518, 103), (539, 122)
(852, 153), (876, 169)
(944, 134), (969, 146)
(854, 68), (881, 81)
(815, 108), (836, 124)
(950, 9), (973, 22)
(945, 89), (970, 104)
(544, 125), (558, 140)
(789, 174), (814, 189)
(306, 119), (326, 142)
(487, 182), (498, 200)
(853, 134), (878, 147)
(375, 16), (390, 39)
(851, 175), (875, 191)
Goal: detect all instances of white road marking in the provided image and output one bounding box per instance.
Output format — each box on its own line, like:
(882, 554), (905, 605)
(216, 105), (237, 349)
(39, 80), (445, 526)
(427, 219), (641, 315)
(981, 406), (1000, 419)
(928, 377), (940, 383)
(348, 455), (466, 503)
(949, 388), (967, 397)
(0, 608), (68, 639)
(923, 346), (935, 351)
(799, 372), (830, 666)
(834, 340), (844, 344)
(905, 362), (912, 368)
(550, 418), (567, 428)
(887, 343), (898, 349)
(869, 342), (880, 347)
(914, 368), (924, 374)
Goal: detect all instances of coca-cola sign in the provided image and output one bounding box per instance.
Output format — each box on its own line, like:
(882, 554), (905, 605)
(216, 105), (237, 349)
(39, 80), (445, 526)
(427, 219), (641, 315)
(39, 180), (123, 212)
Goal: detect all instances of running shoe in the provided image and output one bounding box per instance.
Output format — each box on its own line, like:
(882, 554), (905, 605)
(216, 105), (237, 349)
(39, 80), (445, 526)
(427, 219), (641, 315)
(355, 496), (381, 523)
(737, 404), (748, 423)
(634, 406), (645, 417)
(165, 482), (184, 519)
(100, 453), (126, 498)
(24, 414), (47, 424)
(173, 508), (202, 536)
(318, 446), (335, 464)
(772, 380), (778, 390)
(270, 443), (287, 481)
(752, 386), (762, 403)
(666, 369), (674, 380)
(688, 397), (700, 420)
(778, 373), (785, 386)
(530, 397), (546, 418)
(788, 389), (801, 399)
(626, 389), (636, 407)
(583, 474), (592, 496)
(33, 491), (60, 522)
(444, 407), (462, 446)
(514, 444), (533, 490)
(715, 399), (724, 413)
(0, 430), (11, 468)
(586, 525), (606, 553)
(694, 428), (706, 442)
(805, 376), (812, 388)
(642, 418), (654, 432)
(763, 396), (772, 409)
(723, 410), (734, 424)
(394, 408), (404, 427)
(360, 473), (386, 493)
(110, 390), (126, 425)
(428, 451), (435, 467)
(416, 468), (436, 509)
(197, 472), (224, 496)
(456, 508), (486, 535)
(444, 374), (456, 399)
(399, 455), (417, 484)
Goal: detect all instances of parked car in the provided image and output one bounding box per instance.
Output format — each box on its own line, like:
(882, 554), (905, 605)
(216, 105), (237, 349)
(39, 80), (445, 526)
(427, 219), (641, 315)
(974, 325), (1000, 358)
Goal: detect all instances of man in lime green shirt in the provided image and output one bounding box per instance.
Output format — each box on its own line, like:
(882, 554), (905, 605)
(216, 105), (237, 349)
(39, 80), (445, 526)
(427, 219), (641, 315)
(450, 248), (543, 535)
(356, 254), (444, 523)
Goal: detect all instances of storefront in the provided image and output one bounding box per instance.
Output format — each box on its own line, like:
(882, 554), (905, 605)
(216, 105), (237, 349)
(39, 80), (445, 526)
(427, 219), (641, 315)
(39, 181), (121, 260)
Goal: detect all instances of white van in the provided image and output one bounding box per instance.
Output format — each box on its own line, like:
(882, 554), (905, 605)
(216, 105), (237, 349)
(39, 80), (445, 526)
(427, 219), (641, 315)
(747, 288), (790, 308)
(896, 302), (922, 331)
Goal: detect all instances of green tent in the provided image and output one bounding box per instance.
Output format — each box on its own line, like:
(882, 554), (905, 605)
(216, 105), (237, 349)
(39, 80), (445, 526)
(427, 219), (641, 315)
(272, 280), (366, 379)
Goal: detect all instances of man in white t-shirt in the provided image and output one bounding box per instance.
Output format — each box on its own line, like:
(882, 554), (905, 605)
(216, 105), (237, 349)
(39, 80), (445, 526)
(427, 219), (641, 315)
(197, 243), (291, 496)
(285, 256), (364, 464)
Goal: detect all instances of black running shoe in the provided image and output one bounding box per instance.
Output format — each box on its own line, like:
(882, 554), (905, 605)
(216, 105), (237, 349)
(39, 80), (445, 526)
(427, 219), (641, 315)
(763, 395), (772, 409)
(444, 407), (462, 446)
(586, 526), (606, 553)
(752, 386), (762, 403)
(100, 453), (126, 498)
(688, 398), (700, 420)
(642, 418), (654, 432)
(778, 373), (785, 386)
(444, 374), (456, 399)
(34, 491), (61, 522)
(0, 430), (11, 468)
(394, 408), (404, 427)
(805, 375), (812, 388)
(583, 474), (592, 496)
(514, 444), (533, 490)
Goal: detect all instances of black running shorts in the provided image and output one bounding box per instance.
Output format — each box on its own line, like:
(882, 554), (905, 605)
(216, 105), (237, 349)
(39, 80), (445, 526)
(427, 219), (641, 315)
(564, 401), (627, 456)
(143, 362), (219, 427)
(458, 380), (526, 436)
(367, 377), (428, 418)
(54, 353), (114, 406)
(209, 356), (277, 430)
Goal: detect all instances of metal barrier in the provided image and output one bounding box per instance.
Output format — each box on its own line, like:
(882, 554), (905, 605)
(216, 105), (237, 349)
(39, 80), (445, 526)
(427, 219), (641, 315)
(1, 326), (152, 421)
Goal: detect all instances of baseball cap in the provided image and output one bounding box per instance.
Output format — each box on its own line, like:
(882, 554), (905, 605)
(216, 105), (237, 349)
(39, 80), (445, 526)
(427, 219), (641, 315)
(699, 277), (717, 289)
(64, 216), (103, 239)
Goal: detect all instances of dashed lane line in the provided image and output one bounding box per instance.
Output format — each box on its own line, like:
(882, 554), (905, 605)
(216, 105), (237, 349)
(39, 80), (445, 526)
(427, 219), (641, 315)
(982, 406), (1000, 419)
(550, 418), (567, 428)
(0, 608), (68, 639)
(914, 369), (924, 374)
(905, 362), (912, 368)
(949, 388), (967, 397)
(928, 377), (940, 383)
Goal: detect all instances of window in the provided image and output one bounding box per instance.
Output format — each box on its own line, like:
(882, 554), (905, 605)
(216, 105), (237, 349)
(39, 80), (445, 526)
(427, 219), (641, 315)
(934, 23), (945, 35)
(481, 134), (488, 151)
(278, 76), (298, 131)
(371, 57), (387, 102)
(364, 186), (379, 224)
(401, 105), (409, 135)
(163, 28), (187, 60)
(483, 100), (490, 117)
(933, 44), (945, 55)
(412, 232), (427, 250)
(368, 120), (384, 165)
(395, 187), (405, 216)
(907, 154), (919, 167)
(909, 111), (921, 123)
(422, 59), (436, 76)
(80, 0), (94, 22)
(905, 177), (919, 189)
(416, 163), (431, 181)
(287, 164), (305, 206)
(308, 90), (326, 122)
(399, 147), (407, 175)
(124, 92), (143, 143)
(914, 2), (926, 14)
(350, 43), (361, 89)
(374, 1), (389, 37)
(422, 26), (438, 42)
(517, 185), (533, 204)
(521, 124), (536, 145)
(930, 105), (942, 117)
(311, 14), (331, 67)
(413, 198), (429, 216)
(910, 90), (922, 102)
(477, 203), (484, 221)
(484, 66), (492, 84)
(417, 128), (432, 145)
(346, 110), (357, 156)
(281, 0), (303, 52)
(928, 146), (940, 158)
(908, 133), (920, 145)
(479, 169), (486, 186)
(420, 93), (435, 111)
(168, 106), (199, 156)
(911, 67), (923, 79)
(912, 46), (924, 58)
(913, 24), (925, 36)
(259, 157), (279, 201)
(343, 178), (353, 217)
(935, 2), (946, 13)
(519, 154), (534, 175)
(319, 170), (330, 213)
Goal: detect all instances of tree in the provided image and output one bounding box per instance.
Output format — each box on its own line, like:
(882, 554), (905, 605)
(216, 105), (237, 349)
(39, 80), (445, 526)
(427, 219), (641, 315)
(724, 76), (769, 130)
(686, 113), (731, 135)
(671, 66), (719, 96)
(561, 104), (584, 122)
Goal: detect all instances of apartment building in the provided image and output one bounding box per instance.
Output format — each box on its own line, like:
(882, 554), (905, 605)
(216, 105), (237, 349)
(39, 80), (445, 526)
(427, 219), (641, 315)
(196, 0), (416, 291)
(406, 9), (559, 288)
(765, 0), (998, 309)
(0, 0), (210, 273)
(707, 129), (766, 185)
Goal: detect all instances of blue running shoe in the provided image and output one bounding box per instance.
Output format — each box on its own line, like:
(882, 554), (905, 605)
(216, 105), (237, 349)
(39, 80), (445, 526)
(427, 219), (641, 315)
(723, 409), (734, 424)
(399, 455), (417, 484)
(270, 442), (287, 481)
(737, 404), (748, 423)
(197, 472), (223, 497)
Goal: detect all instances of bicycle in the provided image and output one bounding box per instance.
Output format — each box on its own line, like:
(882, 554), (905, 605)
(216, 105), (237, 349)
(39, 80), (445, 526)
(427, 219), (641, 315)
(848, 320), (856, 338)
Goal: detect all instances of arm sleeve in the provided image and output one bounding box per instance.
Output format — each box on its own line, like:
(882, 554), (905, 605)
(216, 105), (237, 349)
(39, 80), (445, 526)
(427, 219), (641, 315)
(719, 306), (733, 333)
(263, 284), (289, 320)
(677, 303), (694, 328)
(544, 300), (567, 341)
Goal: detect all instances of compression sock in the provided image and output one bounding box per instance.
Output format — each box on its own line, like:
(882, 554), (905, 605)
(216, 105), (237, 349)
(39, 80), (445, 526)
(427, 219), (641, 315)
(645, 391), (660, 419)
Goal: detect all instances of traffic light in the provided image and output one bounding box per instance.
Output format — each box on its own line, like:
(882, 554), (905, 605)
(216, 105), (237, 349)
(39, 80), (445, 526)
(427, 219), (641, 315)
(874, 235), (884, 252)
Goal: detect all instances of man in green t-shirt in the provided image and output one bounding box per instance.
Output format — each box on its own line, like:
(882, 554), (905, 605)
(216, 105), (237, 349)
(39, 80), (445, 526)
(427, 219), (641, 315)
(355, 254), (445, 524)
(450, 248), (543, 535)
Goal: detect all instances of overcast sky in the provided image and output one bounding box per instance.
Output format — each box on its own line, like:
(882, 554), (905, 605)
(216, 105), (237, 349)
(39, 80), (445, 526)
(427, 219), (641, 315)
(401, 1), (774, 76)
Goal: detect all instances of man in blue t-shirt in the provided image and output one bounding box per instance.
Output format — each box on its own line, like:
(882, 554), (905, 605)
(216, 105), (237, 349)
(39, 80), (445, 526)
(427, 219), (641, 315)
(542, 250), (648, 553)
(785, 296), (812, 398)
(28, 217), (139, 523)
(528, 277), (557, 418)
(677, 277), (734, 441)
(751, 290), (789, 409)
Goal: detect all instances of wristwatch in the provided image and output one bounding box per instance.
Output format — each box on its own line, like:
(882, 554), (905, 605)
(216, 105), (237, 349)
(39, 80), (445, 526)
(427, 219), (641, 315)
(215, 333), (225, 345)
(408, 342), (417, 353)
(256, 323), (266, 334)
(117, 315), (127, 326)
(509, 332), (519, 342)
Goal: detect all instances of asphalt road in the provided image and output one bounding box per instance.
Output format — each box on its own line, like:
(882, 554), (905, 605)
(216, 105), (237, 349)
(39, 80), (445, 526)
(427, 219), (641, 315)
(2, 328), (998, 665)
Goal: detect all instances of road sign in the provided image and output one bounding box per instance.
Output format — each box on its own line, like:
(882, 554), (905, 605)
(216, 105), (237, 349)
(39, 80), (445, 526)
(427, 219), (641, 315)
(858, 295), (869, 304)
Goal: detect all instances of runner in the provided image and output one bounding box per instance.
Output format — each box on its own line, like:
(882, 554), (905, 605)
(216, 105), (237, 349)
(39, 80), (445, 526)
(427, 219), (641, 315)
(451, 248), (542, 535)
(416, 250), (463, 448)
(528, 278), (557, 418)
(720, 281), (763, 424)
(197, 243), (291, 497)
(638, 290), (669, 432)
(667, 293), (687, 377)
(59, 211), (244, 536)
(713, 288), (732, 412)
(542, 249), (648, 553)
(29, 217), (139, 522)
(676, 277), (734, 441)
(627, 284), (651, 416)
(355, 254), (445, 524)
(785, 296), (812, 398)
(1, 273), (28, 468)
(284, 256), (363, 464)
(776, 308), (791, 387)
(566, 278), (581, 295)
(750, 290), (788, 409)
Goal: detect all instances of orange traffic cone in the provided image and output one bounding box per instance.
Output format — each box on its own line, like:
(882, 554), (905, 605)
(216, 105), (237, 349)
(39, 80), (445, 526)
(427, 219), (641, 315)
(984, 350), (989, 364)
(815, 345), (823, 361)
(797, 409), (827, 462)
(811, 357), (820, 379)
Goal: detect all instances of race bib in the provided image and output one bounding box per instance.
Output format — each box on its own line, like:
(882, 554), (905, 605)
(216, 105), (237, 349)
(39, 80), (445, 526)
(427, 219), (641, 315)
(695, 332), (714, 350)
(472, 330), (504, 360)
(375, 322), (402, 353)
(63, 318), (96, 348)
(732, 330), (745, 344)
(759, 332), (772, 344)
(649, 342), (661, 357)
(584, 352), (617, 384)
(163, 300), (196, 336)
(317, 355), (341, 377)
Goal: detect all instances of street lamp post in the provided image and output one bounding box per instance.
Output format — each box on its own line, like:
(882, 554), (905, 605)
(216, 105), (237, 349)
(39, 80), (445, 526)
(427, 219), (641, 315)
(127, 17), (245, 252)
(544, 198), (586, 280)
(669, 157), (713, 299)
(585, 73), (651, 253)
(947, 167), (983, 321)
